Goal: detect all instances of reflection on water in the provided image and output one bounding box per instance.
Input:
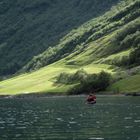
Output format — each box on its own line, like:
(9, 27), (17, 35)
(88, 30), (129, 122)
(0, 96), (139, 140)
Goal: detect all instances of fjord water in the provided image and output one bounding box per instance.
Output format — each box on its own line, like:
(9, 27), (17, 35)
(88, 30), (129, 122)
(0, 96), (139, 140)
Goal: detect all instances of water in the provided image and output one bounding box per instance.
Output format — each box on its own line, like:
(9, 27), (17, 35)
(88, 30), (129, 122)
(0, 96), (139, 140)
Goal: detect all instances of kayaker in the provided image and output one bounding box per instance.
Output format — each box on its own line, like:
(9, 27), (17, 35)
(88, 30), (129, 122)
(87, 93), (96, 104)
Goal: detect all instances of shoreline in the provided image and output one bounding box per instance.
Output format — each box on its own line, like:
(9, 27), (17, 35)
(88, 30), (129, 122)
(0, 91), (140, 99)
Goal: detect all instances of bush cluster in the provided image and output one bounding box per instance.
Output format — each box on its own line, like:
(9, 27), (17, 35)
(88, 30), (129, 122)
(56, 70), (111, 94)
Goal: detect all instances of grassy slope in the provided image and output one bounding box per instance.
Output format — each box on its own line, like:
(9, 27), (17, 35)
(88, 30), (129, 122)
(0, 0), (140, 95)
(0, 62), (113, 95)
(108, 74), (140, 92)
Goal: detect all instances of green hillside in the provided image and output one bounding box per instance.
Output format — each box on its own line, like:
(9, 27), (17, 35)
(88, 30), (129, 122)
(0, 62), (113, 95)
(0, 0), (119, 76)
(0, 0), (140, 95)
(23, 0), (140, 72)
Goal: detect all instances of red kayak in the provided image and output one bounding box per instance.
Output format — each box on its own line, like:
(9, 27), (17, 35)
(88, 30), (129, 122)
(87, 100), (96, 104)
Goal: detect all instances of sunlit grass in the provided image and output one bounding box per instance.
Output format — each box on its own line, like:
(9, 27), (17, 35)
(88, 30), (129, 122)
(0, 62), (114, 95)
(108, 74), (140, 92)
(101, 49), (131, 62)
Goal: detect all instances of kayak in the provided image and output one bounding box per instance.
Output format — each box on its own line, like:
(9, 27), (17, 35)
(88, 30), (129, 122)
(87, 100), (96, 104)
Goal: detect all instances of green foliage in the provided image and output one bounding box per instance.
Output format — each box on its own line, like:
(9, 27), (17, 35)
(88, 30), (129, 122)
(56, 69), (88, 84)
(112, 30), (140, 67)
(129, 45), (140, 66)
(115, 19), (140, 43)
(69, 71), (111, 95)
(56, 70), (111, 94)
(110, 0), (140, 22)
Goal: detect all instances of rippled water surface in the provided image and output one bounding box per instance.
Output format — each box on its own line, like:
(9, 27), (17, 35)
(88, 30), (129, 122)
(0, 96), (140, 140)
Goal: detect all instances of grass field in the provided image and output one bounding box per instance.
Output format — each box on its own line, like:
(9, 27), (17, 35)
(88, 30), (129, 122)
(0, 61), (113, 95)
(108, 74), (140, 93)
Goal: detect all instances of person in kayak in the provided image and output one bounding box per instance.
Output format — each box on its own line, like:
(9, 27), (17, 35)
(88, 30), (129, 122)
(87, 93), (96, 104)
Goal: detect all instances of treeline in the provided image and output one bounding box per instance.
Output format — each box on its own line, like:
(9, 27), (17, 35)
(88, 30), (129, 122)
(56, 70), (111, 94)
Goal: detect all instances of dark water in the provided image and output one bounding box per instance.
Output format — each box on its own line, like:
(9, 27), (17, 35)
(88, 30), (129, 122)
(0, 96), (140, 140)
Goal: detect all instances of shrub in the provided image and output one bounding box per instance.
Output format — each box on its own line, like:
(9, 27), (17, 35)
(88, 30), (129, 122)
(56, 70), (111, 95)
(56, 69), (88, 84)
(129, 45), (140, 66)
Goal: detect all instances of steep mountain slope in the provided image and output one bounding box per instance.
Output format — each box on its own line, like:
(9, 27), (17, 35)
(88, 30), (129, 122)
(23, 0), (140, 72)
(0, 0), (119, 76)
(0, 0), (139, 95)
